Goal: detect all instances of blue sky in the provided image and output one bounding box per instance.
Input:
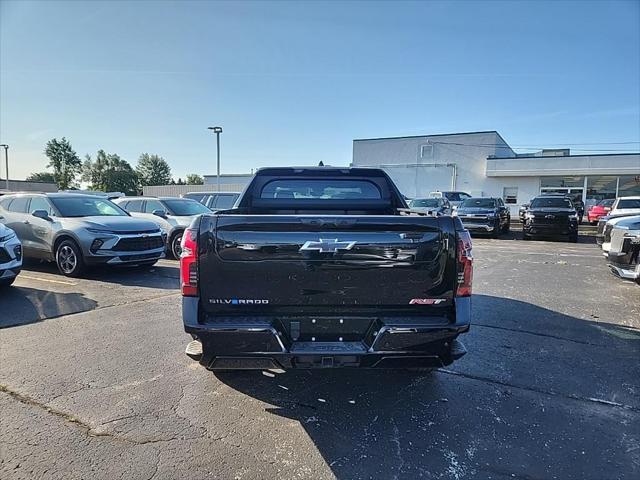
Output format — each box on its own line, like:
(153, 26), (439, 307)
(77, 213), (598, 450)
(1, 0), (639, 180)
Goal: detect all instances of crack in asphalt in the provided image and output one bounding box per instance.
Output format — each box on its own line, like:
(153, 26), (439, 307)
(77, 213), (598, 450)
(0, 384), (200, 446)
(437, 369), (640, 413)
(471, 322), (604, 346)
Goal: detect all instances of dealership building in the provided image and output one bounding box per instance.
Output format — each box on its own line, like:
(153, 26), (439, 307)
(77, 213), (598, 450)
(352, 131), (640, 214)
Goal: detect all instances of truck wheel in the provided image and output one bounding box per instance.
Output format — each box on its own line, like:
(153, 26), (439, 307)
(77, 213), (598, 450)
(170, 231), (184, 259)
(56, 239), (85, 277)
(491, 220), (500, 238)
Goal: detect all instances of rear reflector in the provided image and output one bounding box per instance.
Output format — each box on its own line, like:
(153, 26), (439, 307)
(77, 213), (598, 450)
(180, 228), (198, 297)
(456, 230), (473, 297)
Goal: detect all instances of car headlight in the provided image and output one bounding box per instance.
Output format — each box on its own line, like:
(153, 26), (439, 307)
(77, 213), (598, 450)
(0, 230), (17, 242)
(525, 212), (535, 220)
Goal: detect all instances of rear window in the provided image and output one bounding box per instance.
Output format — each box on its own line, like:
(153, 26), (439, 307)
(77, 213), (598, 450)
(617, 199), (640, 209)
(531, 197), (572, 209)
(461, 198), (496, 208)
(260, 179), (381, 200)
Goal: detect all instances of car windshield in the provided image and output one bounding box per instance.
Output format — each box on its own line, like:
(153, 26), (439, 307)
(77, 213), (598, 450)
(409, 199), (440, 208)
(461, 198), (495, 208)
(617, 199), (640, 209)
(530, 197), (573, 209)
(163, 199), (211, 216)
(49, 197), (128, 217)
(599, 199), (615, 207)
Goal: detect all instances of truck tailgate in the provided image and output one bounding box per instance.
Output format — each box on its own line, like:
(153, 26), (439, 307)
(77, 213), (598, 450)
(198, 215), (457, 315)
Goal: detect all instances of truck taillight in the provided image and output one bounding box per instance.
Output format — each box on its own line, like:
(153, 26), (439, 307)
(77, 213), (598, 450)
(456, 230), (473, 297)
(180, 228), (198, 297)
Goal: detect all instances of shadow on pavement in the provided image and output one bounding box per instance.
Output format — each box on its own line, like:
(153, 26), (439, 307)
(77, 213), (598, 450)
(20, 261), (179, 290)
(0, 286), (97, 328)
(213, 295), (640, 479)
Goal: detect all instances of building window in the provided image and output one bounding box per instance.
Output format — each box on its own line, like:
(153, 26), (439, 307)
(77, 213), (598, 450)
(503, 187), (518, 204)
(540, 176), (584, 188)
(586, 175), (617, 208)
(420, 144), (433, 159)
(618, 175), (640, 197)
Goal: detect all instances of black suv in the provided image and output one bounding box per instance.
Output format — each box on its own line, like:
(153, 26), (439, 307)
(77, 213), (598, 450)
(522, 195), (579, 242)
(456, 197), (511, 237)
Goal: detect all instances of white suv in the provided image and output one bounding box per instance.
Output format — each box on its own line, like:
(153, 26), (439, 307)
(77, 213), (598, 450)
(610, 196), (640, 216)
(0, 223), (22, 287)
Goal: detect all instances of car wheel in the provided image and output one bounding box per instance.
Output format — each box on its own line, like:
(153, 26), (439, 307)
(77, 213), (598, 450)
(56, 239), (85, 277)
(170, 231), (184, 259)
(0, 277), (16, 288)
(522, 231), (530, 240)
(503, 220), (510, 233)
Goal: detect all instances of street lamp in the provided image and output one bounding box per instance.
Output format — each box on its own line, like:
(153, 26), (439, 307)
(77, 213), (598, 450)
(207, 126), (223, 192)
(0, 144), (8, 191)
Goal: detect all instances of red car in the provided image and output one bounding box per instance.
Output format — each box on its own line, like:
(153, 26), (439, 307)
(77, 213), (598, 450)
(587, 199), (614, 224)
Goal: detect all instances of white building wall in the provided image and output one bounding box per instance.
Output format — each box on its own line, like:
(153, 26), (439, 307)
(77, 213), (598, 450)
(352, 131), (516, 199)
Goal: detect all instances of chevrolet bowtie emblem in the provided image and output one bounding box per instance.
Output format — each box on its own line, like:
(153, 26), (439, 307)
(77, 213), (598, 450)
(299, 238), (357, 253)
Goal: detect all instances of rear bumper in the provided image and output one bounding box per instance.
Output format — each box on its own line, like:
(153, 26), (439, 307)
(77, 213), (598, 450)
(183, 297), (471, 369)
(0, 267), (21, 280)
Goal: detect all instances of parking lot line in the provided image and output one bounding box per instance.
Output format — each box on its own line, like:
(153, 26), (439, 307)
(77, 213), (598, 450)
(18, 275), (78, 286)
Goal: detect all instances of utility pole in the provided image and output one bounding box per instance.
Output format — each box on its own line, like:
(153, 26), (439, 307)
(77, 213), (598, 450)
(207, 127), (223, 191)
(0, 144), (8, 191)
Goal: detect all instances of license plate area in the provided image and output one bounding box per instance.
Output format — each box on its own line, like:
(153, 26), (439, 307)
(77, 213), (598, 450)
(286, 317), (376, 342)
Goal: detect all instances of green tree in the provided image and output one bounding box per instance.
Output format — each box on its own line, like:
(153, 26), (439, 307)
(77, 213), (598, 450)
(25, 171), (57, 183)
(136, 153), (172, 186)
(186, 173), (204, 185)
(44, 137), (82, 189)
(83, 150), (139, 195)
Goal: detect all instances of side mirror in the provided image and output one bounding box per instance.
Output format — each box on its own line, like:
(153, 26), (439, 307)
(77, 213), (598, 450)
(152, 209), (167, 218)
(32, 209), (51, 221)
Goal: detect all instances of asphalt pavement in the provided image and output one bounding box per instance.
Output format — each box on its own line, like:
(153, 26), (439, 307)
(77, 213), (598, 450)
(1, 233), (639, 480)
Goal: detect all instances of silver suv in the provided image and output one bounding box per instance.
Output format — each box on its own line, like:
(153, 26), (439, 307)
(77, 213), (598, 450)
(0, 193), (166, 277)
(0, 223), (22, 287)
(113, 197), (210, 258)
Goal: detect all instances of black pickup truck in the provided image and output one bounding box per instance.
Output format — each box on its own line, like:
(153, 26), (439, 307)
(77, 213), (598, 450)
(181, 167), (472, 370)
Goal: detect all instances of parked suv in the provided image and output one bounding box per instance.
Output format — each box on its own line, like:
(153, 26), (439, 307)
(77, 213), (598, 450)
(522, 195), (579, 242)
(114, 197), (210, 258)
(430, 191), (472, 208)
(456, 197), (510, 237)
(407, 197), (452, 216)
(183, 192), (240, 211)
(0, 193), (165, 276)
(610, 196), (640, 217)
(606, 215), (640, 283)
(0, 223), (22, 287)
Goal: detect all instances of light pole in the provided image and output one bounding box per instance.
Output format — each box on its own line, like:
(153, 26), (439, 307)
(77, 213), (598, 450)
(0, 144), (8, 191)
(207, 126), (223, 191)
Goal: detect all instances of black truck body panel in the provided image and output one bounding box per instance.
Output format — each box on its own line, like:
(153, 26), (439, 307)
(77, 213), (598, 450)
(182, 167), (470, 369)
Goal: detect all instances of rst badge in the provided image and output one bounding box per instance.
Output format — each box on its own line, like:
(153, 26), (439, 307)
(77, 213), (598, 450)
(409, 298), (446, 305)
